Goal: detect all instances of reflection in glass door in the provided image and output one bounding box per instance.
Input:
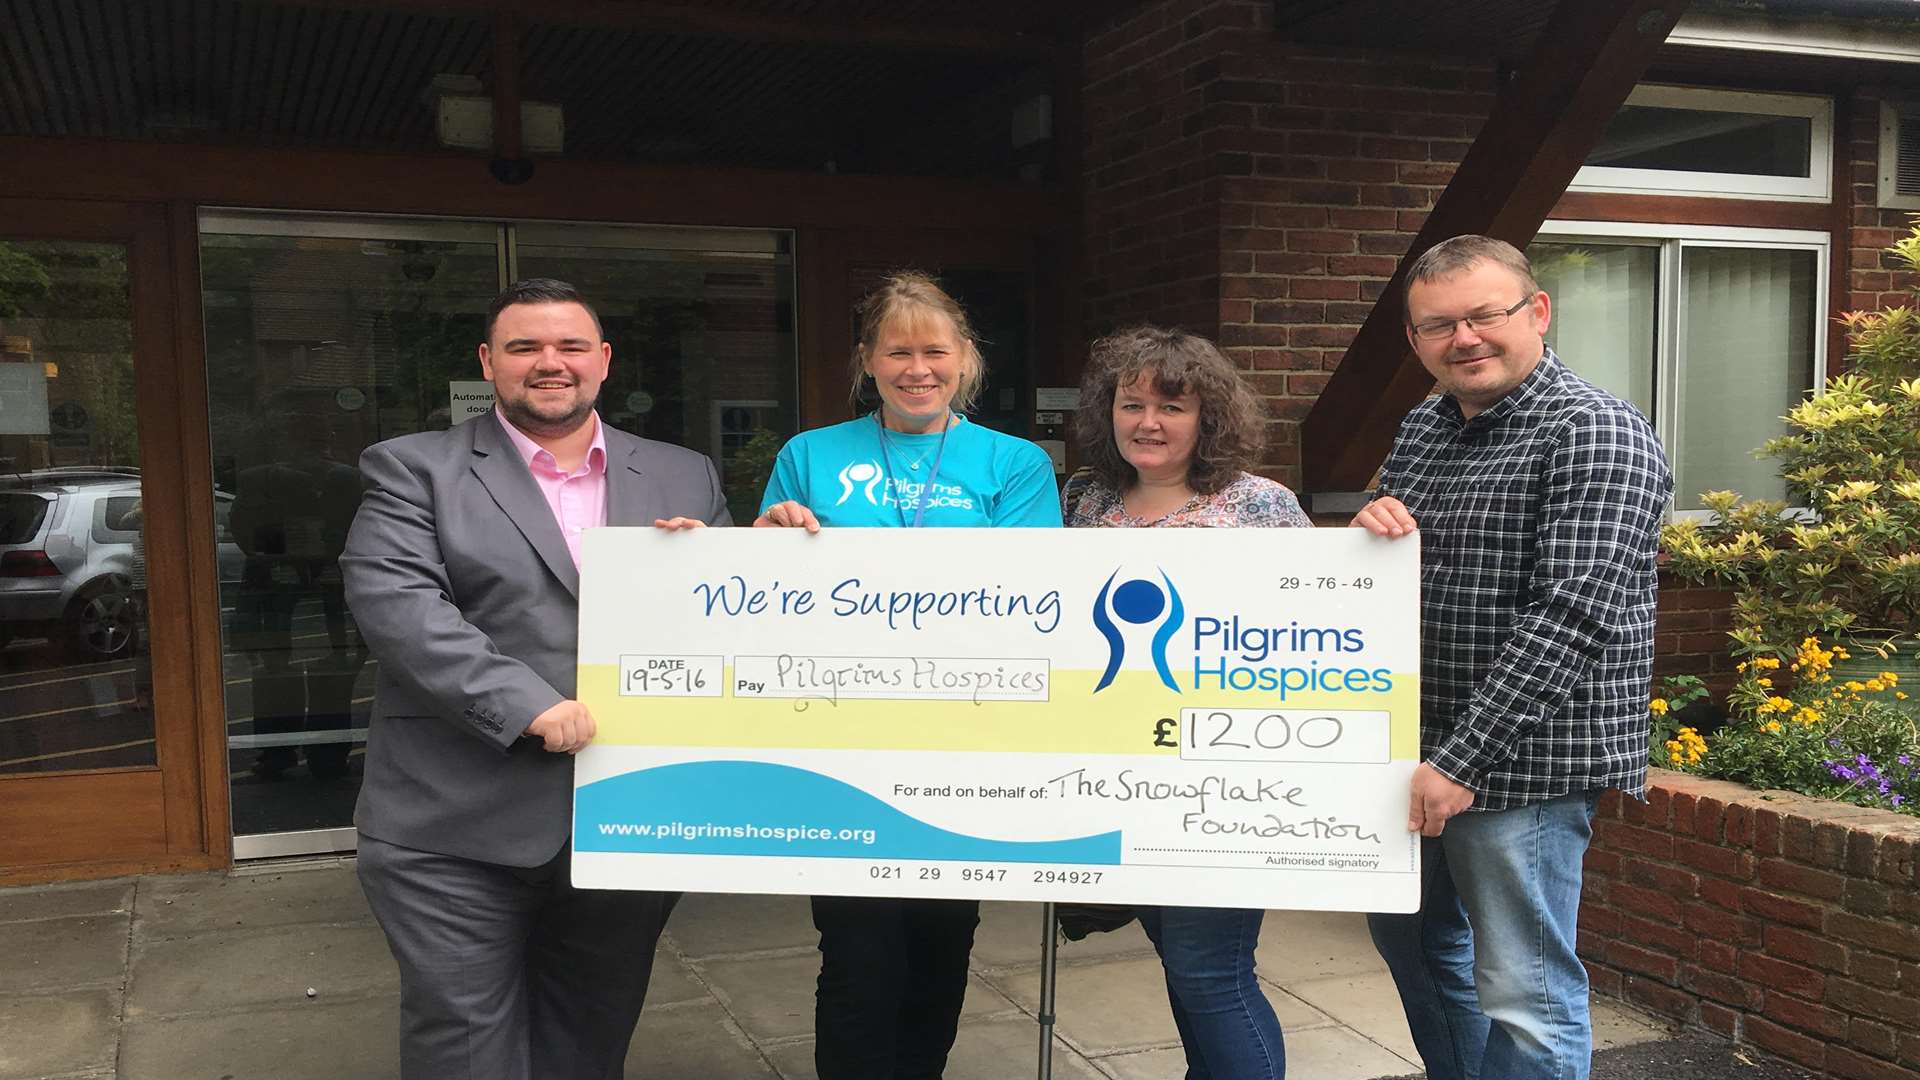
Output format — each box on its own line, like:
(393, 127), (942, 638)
(201, 215), (501, 853)
(514, 224), (796, 522)
(0, 239), (157, 777)
(200, 213), (797, 856)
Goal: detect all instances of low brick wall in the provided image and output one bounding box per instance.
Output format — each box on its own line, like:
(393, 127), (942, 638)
(1580, 770), (1920, 1080)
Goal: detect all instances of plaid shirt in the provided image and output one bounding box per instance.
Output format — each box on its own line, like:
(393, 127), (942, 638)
(1377, 349), (1672, 811)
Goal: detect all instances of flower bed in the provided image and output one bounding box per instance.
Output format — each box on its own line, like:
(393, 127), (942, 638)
(1580, 769), (1920, 1080)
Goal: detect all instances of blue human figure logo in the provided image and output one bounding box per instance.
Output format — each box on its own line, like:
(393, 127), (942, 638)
(1091, 568), (1185, 693)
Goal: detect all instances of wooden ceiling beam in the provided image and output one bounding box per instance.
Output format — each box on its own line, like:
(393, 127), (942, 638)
(0, 134), (1067, 233)
(246, 0), (1061, 59)
(1299, 0), (1691, 494)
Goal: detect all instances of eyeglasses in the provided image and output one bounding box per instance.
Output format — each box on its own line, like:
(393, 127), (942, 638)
(1409, 295), (1534, 341)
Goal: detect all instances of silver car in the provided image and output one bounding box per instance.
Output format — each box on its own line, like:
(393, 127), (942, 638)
(0, 468), (242, 661)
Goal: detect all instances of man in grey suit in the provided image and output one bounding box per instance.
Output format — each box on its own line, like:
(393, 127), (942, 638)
(342, 278), (731, 1080)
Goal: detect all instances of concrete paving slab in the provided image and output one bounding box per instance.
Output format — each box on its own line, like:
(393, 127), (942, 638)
(700, 949), (1010, 1041)
(0, 880), (133, 924)
(971, 901), (1154, 970)
(696, 951), (824, 1041)
(944, 1017), (1107, 1080)
(645, 948), (712, 1007)
(1095, 1045), (1193, 1079)
(990, 953), (1333, 1057)
(135, 865), (371, 937)
(627, 1001), (778, 1078)
(125, 921), (397, 1019)
(666, 891), (818, 959)
(1102, 1027), (1419, 1080)
(763, 1038), (820, 1080)
(0, 913), (129, 994)
(1594, 997), (1676, 1049)
(120, 993), (398, 1080)
(762, 1018), (1104, 1080)
(1281, 970), (1420, 1064)
(1255, 909), (1391, 983)
(1273, 1025), (1417, 1080)
(0, 987), (118, 1080)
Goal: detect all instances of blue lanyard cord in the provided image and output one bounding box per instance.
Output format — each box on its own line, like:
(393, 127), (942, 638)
(875, 411), (952, 529)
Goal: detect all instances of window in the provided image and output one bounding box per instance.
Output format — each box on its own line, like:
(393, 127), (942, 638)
(1530, 223), (1828, 514)
(1570, 85), (1832, 201)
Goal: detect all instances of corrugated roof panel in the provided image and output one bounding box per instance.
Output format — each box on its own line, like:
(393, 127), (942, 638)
(0, 0), (1050, 174)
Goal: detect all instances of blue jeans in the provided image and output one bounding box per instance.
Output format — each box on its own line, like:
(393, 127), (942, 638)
(1368, 791), (1600, 1080)
(1137, 905), (1286, 1080)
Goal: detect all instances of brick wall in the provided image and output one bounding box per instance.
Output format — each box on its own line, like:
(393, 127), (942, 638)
(1080, 0), (1493, 490)
(1582, 772), (1920, 1080)
(1654, 579), (1739, 695)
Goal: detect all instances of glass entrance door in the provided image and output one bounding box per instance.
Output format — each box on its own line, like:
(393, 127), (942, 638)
(0, 199), (221, 876)
(0, 240), (156, 777)
(199, 212), (797, 857)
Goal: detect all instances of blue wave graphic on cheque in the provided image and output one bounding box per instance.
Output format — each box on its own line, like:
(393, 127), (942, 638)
(575, 760), (1122, 863)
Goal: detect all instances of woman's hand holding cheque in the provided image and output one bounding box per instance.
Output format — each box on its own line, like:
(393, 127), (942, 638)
(754, 500), (821, 533)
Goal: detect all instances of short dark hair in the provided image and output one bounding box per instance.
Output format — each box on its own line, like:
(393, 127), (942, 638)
(1072, 325), (1266, 496)
(485, 278), (603, 342)
(1402, 235), (1541, 315)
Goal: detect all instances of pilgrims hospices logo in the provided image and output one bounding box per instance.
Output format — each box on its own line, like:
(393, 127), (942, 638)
(835, 461), (884, 506)
(1091, 568), (1184, 693)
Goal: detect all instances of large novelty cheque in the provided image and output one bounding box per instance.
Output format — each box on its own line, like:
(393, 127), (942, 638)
(573, 528), (1420, 912)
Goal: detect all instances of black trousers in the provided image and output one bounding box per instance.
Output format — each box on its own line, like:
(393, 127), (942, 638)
(811, 894), (981, 1080)
(357, 834), (678, 1080)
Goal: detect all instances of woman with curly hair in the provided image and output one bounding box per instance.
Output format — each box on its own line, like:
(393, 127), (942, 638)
(1063, 325), (1307, 1079)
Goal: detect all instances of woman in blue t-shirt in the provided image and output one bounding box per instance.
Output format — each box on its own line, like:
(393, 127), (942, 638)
(757, 271), (1060, 1079)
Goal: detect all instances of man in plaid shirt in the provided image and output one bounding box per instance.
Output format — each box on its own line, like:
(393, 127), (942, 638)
(1353, 235), (1672, 1080)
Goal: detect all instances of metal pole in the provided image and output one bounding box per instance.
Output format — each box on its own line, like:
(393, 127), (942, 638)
(1037, 902), (1058, 1080)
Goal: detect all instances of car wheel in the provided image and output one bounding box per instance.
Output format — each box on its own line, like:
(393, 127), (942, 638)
(67, 580), (139, 661)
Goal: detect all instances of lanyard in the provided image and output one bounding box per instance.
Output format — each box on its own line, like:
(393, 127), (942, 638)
(875, 411), (952, 529)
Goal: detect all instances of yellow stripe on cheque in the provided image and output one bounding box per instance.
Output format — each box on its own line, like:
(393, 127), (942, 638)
(580, 664), (1420, 759)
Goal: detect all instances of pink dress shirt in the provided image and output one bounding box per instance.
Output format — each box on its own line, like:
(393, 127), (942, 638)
(494, 409), (608, 569)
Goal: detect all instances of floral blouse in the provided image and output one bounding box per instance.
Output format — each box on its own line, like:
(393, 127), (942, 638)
(1061, 469), (1311, 529)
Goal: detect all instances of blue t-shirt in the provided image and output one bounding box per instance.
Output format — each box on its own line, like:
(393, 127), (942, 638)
(761, 414), (1061, 528)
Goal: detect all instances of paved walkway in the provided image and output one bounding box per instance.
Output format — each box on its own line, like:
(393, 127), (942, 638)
(1, 858), (1674, 1080)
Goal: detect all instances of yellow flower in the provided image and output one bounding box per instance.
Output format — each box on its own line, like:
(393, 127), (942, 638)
(1899, 692), (1910, 700)
(1865, 679), (1886, 693)
(1764, 720), (1783, 734)
(1757, 678), (1773, 688)
(1756, 657), (1781, 670)
(1736, 661), (1748, 673)
(1846, 681), (1866, 692)
(1793, 707), (1823, 725)
(1650, 698), (1669, 716)
(1879, 672), (1899, 685)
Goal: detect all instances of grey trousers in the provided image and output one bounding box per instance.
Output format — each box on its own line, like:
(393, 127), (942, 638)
(357, 834), (678, 1080)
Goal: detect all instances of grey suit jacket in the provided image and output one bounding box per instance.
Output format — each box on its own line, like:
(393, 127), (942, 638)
(341, 412), (732, 867)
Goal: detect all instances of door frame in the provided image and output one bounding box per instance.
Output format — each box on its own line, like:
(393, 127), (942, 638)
(0, 198), (229, 883)
(794, 228), (1055, 431)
